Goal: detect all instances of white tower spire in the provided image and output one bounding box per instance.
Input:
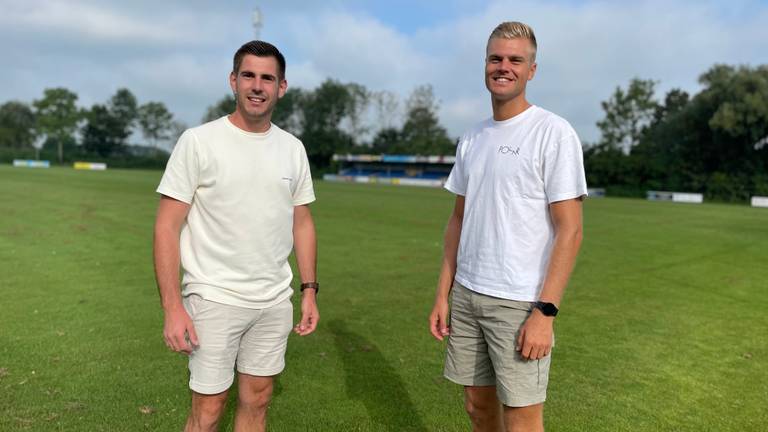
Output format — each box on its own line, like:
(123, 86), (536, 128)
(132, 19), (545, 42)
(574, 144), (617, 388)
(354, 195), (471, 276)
(252, 7), (263, 40)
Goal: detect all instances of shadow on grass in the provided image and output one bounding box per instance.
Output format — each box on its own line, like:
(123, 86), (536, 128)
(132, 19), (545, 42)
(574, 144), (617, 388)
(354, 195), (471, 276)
(329, 319), (428, 431)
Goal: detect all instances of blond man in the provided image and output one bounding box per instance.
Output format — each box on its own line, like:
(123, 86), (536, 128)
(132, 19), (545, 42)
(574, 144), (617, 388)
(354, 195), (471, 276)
(429, 22), (587, 431)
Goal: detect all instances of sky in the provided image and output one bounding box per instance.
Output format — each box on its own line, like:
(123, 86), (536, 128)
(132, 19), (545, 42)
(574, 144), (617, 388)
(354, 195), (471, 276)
(1, 0), (767, 148)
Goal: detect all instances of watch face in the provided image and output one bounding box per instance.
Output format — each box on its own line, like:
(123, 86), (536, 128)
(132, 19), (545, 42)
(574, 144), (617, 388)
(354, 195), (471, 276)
(537, 302), (558, 316)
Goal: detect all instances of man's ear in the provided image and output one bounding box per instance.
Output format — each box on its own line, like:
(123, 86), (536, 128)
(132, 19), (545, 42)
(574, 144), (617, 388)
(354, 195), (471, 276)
(229, 71), (237, 92)
(528, 62), (537, 81)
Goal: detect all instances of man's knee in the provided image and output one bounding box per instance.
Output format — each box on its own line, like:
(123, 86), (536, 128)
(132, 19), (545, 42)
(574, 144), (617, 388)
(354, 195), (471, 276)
(503, 403), (544, 432)
(238, 375), (274, 412)
(464, 386), (500, 422)
(238, 388), (272, 412)
(189, 391), (228, 429)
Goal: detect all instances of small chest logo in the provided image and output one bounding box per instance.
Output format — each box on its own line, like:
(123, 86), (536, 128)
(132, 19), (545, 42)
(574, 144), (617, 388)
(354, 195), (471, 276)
(498, 145), (520, 155)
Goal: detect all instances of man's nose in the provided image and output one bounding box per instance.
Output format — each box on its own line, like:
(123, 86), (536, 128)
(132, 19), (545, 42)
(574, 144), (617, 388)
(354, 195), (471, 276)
(251, 79), (266, 91)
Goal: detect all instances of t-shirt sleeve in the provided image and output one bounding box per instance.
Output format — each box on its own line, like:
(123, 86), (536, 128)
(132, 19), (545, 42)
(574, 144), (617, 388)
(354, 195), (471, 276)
(156, 130), (199, 204)
(543, 131), (588, 204)
(444, 138), (467, 196)
(292, 144), (316, 206)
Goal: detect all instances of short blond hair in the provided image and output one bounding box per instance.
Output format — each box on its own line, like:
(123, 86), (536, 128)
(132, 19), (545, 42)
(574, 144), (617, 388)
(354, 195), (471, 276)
(488, 21), (537, 62)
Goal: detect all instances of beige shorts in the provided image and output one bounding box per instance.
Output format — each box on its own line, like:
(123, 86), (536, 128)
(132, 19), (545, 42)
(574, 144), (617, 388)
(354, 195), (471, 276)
(444, 282), (552, 407)
(183, 294), (293, 395)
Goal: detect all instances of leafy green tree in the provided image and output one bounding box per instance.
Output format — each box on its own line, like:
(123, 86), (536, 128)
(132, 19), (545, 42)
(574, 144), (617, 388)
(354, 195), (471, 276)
(299, 79), (356, 168)
(138, 101), (174, 150)
(168, 120), (188, 148)
(399, 85), (454, 155)
(653, 89), (690, 123)
(202, 95), (235, 123)
(702, 65), (768, 169)
(651, 65), (768, 197)
(583, 145), (637, 194)
(33, 87), (81, 163)
(590, 65), (768, 201)
(370, 127), (402, 154)
(372, 90), (400, 131)
(344, 83), (370, 139)
(108, 88), (139, 134)
(81, 104), (129, 157)
(627, 88), (692, 190)
(596, 78), (659, 154)
(0, 101), (36, 149)
(272, 88), (304, 135)
(80, 88), (140, 158)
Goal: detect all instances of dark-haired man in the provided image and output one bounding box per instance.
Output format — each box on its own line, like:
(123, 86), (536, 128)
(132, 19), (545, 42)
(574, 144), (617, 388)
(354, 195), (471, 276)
(154, 40), (319, 432)
(429, 21), (587, 431)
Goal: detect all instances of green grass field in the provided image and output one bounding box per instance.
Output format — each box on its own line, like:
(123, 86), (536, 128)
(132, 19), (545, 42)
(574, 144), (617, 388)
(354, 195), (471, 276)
(1, 165), (766, 431)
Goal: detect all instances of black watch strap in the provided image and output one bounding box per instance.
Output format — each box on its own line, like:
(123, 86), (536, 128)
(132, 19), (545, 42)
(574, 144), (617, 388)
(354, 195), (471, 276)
(534, 301), (558, 317)
(300, 282), (319, 293)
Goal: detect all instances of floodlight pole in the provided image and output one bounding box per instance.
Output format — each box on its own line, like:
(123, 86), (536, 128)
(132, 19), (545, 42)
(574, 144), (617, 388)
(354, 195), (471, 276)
(252, 7), (263, 40)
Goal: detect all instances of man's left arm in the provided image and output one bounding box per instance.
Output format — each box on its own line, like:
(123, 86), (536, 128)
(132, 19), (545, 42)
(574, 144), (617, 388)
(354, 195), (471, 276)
(517, 198), (584, 360)
(292, 204), (319, 336)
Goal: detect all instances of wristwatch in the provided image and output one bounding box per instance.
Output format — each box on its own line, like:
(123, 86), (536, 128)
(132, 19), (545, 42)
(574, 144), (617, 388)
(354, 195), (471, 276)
(533, 301), (558, 317)
(300, 282), (319, 294)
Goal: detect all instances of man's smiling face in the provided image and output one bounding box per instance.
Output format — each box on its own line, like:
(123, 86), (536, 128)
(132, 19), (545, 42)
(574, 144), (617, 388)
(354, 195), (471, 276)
(485, 37), (537, 104)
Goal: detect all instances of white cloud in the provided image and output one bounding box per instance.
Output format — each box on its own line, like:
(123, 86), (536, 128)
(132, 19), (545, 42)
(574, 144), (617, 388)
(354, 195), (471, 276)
(1, 0), (766, 146)
(275, 11), (431, 93)
(0, 0), (198, 44)
(242, 0), (768, 143)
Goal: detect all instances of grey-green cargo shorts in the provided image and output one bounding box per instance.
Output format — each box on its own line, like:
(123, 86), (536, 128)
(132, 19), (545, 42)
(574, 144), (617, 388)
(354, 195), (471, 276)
(444, 282), (552, 407)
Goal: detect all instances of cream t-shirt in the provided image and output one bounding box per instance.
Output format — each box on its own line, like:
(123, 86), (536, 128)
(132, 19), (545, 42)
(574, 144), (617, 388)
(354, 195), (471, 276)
(445, 105), (587, 301)
(157, 116), (315, 309)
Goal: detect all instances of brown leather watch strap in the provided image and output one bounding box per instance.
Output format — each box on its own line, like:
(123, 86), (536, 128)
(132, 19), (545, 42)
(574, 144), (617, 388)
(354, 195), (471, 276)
(300, 282), (319, 293)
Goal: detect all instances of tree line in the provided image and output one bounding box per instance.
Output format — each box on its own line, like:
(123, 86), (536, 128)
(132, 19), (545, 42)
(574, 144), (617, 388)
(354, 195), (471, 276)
(0, 81), (454, 171)
(0, 88), (183, 168)
(200, 80), (455, 169)
(586, 64), (768, 202)
(2, 63), (766, 201)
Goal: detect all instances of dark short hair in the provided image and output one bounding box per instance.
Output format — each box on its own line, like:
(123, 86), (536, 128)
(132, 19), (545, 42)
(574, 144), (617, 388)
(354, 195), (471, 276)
(232, 40), (286, 79)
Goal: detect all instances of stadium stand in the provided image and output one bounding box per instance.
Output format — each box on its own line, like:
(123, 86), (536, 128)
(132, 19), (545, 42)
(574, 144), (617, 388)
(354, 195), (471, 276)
(324, 154), (455, 188)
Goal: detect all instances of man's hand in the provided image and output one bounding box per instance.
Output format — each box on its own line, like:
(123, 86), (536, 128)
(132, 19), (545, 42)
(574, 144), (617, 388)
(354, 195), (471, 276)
(516, 309), (554, 360)
(163, 305), (198, 355)
(429, 298), (451, 341)
(294, 290), (319, 336)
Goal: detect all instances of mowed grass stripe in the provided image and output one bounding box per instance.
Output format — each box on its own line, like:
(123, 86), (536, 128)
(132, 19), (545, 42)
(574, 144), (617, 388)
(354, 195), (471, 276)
(1, 165), (766, 431)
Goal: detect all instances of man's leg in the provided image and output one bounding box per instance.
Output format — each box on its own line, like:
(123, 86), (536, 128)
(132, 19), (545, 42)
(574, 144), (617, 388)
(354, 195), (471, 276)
(233, 374), (274, 432)
(444, 284), (499, 431)
(464, 385), (503, 432)
(182, 295), (255, 431)
(477, 295), (551, 432)
(232, 298), (292, 431)
(185, 390), (229, 432)
(503, 403), (543, 432)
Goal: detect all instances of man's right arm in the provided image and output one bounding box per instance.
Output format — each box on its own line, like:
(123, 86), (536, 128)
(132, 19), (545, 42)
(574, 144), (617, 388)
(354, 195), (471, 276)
(429, 195), (465, 341)
(153, 195), (198, 354)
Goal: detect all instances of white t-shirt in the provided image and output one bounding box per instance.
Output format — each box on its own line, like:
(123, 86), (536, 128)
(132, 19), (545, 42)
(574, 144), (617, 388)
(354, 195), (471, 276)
(157, 116), (315, 309)
(445, 105), (587, 301)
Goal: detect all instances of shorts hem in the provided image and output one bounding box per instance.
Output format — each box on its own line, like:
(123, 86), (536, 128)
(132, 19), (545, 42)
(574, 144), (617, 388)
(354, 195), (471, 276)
(189, 377), (234, 395)
(498, 394), (547, 408)
(237, 364), (285, 377)
(443, 372), (495, 388)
